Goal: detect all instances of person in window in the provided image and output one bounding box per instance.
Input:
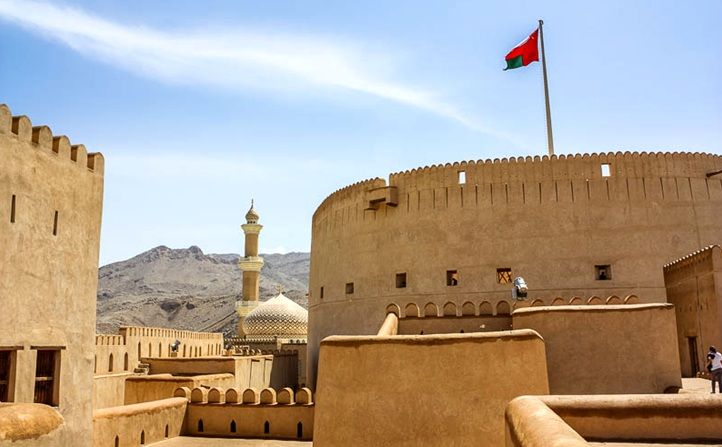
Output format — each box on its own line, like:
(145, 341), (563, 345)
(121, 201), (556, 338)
(707, 346), (722, 393)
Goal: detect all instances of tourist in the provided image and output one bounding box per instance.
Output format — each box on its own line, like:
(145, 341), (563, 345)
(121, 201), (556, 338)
(707, 346), (722, 393)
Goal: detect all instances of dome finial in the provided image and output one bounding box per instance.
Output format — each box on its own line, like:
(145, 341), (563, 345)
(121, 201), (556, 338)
(245, 199), (259, 223)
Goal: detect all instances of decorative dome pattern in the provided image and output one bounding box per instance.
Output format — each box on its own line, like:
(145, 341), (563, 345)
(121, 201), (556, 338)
(242, 293), (308, 337)
(245, 200), (260, 224)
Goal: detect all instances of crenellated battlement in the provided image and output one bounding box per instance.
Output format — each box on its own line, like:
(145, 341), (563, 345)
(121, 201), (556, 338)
(663, 244), (720, 270)
(314, 176), (385, 219)
(0, 103), (104, 175)
(389, 151), (721, 180)
(95, 334), (124, 346)
(310, 151), (722, 237)
(175, 386), (313, 406)
(314, 151), (722, 224)
(176, 385), (315, 440)
(120, 326), (223, 341)
(390, 294), (641, 319)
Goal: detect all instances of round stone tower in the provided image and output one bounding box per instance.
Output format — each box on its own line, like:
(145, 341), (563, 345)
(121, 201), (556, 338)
(236, 200), (264, 335)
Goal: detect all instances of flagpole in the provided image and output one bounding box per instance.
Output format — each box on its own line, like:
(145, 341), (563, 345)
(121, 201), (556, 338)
(538, 19), (555, 156)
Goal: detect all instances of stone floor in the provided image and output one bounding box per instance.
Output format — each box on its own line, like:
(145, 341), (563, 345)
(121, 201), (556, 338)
(680, 377), (715, 394)
(149, 437), (312, 447)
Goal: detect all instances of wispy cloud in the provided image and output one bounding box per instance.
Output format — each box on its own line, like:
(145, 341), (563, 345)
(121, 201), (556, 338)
(0, 0), (497, 133)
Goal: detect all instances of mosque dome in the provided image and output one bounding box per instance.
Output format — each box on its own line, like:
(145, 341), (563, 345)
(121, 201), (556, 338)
(242, 293), (308, 337)
(245, 200), (260, 224)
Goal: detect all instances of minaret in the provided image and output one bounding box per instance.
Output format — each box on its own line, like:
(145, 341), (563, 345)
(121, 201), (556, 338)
(236, 200), (264, 336)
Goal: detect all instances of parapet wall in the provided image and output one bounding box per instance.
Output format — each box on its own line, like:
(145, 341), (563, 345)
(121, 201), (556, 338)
(94, 326), (225, 376)
(308, 150), (722, 387)
(144, 356), (272, 391)
(512, 304), (681, 394)
(505, 394), (722, 446)
(313, 330), (549, 447)
(92, 397), (186, 447)
(176, 386), (314, 441)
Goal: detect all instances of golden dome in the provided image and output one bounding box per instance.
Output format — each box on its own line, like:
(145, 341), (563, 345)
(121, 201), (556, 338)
(242, 293), (308, 337)
(245, 200), (260, 224)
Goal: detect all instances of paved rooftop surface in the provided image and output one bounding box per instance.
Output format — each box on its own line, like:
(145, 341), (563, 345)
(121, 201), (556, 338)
(681, 377), (715, 394)
(149, 438), (312, 446)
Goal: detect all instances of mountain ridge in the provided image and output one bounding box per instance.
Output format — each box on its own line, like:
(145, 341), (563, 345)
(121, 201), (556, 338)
(96, 245), (310, 336)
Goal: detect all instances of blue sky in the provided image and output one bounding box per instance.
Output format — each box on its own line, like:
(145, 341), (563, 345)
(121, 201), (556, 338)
(1, 0), (720, 265)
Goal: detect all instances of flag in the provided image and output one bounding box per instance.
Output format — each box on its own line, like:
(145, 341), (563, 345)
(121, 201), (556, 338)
(504, 29), (539, 70)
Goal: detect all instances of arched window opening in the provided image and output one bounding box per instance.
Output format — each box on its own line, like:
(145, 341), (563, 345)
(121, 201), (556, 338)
(108, 354), (114, 373)
(165, 424), (169, 438)
(124, 353), (129, 371)
(94, 355), (97, 374)
(159, 342), (162, 357)
(148, 343), (152, 357)
(297, 421), (303, 439)
(114, 436), (119, 447)
(137, 342), (141, 360)
(140, 430), (145, 445)
(198, 419), (204, 433)
(264, 421), (270, 434)
(460, 329), (465, 333)
(230, 420), (237, 433)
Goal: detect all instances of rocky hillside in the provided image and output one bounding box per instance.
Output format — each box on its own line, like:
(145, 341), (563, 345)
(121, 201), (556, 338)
(96, 246), (309, 336)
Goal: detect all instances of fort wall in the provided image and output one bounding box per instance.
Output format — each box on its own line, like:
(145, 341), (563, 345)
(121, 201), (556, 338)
(178, 386), (314, 441)
(93, 373), (134, 410)
(512, 303), (681, 394)
(308, 151), (722, 386)
(313, 330), (548, 447)
(124, 373), (235, 405)
(92, 397), (186, 447)
(0, 104), (104, 446)
(394, 293), (641, 334)
(144, 356), (271, 391)
(505, 394), (722, 446)
(93, 327), (225, 376)
(663, 245), (722, 377)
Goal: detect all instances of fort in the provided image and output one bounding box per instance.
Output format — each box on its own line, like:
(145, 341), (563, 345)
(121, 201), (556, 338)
(308, 151), (722, 385)
(2, 103), (722, 447)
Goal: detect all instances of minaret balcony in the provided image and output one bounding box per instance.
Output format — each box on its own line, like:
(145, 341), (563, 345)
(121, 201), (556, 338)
(239, 257), (264, 271)
(241, 223), (263, 234)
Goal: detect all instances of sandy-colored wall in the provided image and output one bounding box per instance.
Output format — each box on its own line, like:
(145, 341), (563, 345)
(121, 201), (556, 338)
(543, 394), (722, 441)
(92, 397), (186, 447)
(94, 327), (224, 377)
(506, 394), (722, 446)
(93, 373), (134, 410)
(269, 351), (299, 390)
(145, 356), (272, 390)
(313, 330), (549, 447)
(124, 373), (234, 405)
(308, 152), (722, 386)
(94, 335), (130, 375)
(664, 245), (722, 377)
(512, 304), (681, 394)
(280, 342), (308, 388)
(185, 404), (313, 440)
(0, 105), (104, 446)
(398, 315), (512, 334)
